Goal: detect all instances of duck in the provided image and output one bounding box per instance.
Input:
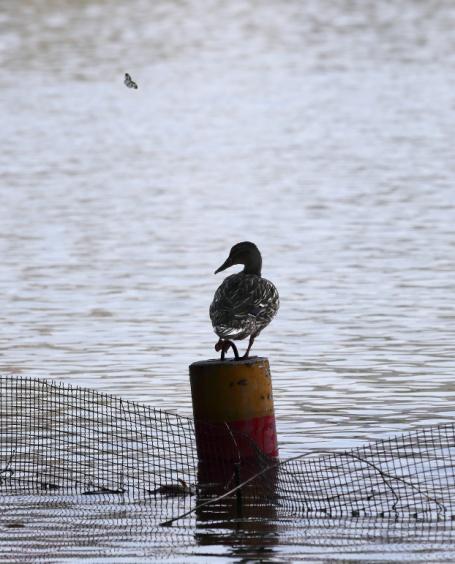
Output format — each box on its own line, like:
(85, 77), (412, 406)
(210, 242), (279, 359)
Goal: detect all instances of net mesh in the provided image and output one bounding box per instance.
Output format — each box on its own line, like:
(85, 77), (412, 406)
(1, 373), (455, 558)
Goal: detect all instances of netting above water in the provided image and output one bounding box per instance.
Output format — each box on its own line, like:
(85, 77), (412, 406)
(0, 375), (203, 498)
(1, 373), (455, 526)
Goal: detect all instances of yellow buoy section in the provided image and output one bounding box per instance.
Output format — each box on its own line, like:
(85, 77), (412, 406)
(190, 357), (274, 421)
(189, 357), (278, 459)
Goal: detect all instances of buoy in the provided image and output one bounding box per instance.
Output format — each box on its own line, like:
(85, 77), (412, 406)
(189, 357), (278, 466)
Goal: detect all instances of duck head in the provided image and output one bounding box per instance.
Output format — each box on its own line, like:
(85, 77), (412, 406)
(214, 241), (262, 276)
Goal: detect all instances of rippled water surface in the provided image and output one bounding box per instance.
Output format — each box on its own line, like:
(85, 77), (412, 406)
(1, 0), (455, 559)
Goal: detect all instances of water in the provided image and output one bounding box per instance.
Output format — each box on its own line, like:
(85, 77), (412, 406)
(1, 0), (455, 559)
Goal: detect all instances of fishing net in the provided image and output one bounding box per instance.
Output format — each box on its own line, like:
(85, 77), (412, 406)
(1, 374), (455, 560)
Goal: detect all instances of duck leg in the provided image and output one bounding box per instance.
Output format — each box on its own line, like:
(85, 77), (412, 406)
(215, 339), (239, 360)
(242, 336), (255, 359)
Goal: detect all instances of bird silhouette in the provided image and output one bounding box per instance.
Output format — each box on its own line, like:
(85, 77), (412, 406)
(210, 242), (279, 359)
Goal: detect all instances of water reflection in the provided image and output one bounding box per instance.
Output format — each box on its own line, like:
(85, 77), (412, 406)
(194, 494), (279, 559)
(3, 493), (455, 562)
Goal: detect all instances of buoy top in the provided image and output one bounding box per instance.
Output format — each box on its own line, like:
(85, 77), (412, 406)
(190, 356), (267, 368)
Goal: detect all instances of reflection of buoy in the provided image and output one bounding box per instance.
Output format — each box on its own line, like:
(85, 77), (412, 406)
(189, 357), (278, 464)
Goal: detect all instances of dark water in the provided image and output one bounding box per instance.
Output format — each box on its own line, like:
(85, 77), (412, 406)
(1, 0), (455, 560)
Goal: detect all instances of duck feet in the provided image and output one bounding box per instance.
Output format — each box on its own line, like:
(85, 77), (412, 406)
(215, 339), (240, 360)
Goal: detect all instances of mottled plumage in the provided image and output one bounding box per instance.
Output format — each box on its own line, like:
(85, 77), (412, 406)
(210, 273), (279, 341)
(210, 242), (279, 358)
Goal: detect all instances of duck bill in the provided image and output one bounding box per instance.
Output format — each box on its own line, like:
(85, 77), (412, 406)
(214, 256), (233, 274)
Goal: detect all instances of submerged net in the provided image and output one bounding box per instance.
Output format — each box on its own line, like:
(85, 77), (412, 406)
(1, 373), (455, 559)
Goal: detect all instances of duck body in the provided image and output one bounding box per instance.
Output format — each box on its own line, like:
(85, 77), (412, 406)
(210, 272), (279, 341)
(210, 242), (279, 358)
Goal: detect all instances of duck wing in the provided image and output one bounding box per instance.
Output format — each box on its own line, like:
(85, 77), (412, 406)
(210, 273), (279, 340)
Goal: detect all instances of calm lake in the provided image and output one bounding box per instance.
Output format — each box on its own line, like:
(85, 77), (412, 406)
(1, 0), (455, 560)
